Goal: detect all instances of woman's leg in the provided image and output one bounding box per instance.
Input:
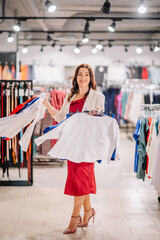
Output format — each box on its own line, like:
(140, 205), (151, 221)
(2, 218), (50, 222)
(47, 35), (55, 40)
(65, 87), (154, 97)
(67, 195), (85, 230)
(82, 194), (92, 223)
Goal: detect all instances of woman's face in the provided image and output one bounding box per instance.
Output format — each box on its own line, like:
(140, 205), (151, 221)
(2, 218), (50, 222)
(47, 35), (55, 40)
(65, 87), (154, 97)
(77, 67), (90, 89)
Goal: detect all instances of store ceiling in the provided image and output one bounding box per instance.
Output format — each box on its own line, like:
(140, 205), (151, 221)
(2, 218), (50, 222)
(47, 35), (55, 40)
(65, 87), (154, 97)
(0, 0), (160, 48)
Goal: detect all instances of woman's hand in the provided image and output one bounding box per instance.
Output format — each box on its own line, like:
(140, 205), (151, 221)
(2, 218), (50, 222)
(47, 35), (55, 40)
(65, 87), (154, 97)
(43, 92), (50, 107)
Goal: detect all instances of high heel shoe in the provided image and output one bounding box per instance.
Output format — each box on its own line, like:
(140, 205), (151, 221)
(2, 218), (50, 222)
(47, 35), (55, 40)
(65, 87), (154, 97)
(81, 208), (96, 227)
(63, 215), (83, 234)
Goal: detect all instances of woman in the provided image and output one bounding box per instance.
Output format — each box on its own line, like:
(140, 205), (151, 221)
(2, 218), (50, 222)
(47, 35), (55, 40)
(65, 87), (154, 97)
(43, 63), (105, 234)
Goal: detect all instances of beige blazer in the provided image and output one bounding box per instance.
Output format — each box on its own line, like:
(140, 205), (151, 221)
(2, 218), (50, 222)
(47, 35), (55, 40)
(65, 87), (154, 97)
(53, 88), (105, 123)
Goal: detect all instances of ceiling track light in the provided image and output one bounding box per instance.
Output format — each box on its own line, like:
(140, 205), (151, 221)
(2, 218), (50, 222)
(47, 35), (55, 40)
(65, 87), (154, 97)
(108, 41), (112, 48)
(138, 0), (147, 14)
(125, 46), (128, 52)
(52, 41), (56, 47)
(100, 0), (111, 14)
(40, 46), (44, 52)
(82, 34), (89, 43)
(96, 42), (103, 50)
(13, 20), (21, 32)
(136, 47), (142, 54)
(22, 46), (28, 54)
(154, 42), (160, 52)
(108, 21), (116, 32)
(47, 34), (52, 41)
(7, 33), (14, 43)
(84, 20), (91, 34)
(92, 46), (98, 54)
(45, 0), (56, 13)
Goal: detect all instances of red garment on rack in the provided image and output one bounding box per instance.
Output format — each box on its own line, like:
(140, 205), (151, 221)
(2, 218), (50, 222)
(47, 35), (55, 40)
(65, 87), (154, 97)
(142, 67), (148, 79)
(50, 89), (66, 147)
(64, 98), (96, 196)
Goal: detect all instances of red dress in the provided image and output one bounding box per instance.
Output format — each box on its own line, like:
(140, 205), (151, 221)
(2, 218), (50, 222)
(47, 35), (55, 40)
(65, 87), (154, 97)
(64, 98), (96, 196)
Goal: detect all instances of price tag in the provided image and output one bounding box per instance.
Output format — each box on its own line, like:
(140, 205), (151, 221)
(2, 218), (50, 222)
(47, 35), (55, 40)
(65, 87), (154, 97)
(19, 89), (24, 96)
(25, 89), (29, 96)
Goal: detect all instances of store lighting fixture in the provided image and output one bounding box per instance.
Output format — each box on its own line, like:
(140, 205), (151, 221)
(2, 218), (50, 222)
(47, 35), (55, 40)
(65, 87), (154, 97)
(74, 42), (80, 54)
(59, 45), (63, 52)
(136, 47), (142, 54)
(138, 0), (147, 14)
(47, 34), (52, 41)
(92, 46), (98, 54)
(82, 34), (89, 43)
(96, 42), (103, 50)
(84, 20), (91, 34)
(45, 0), (56, 13)
(7, 33), (14, 43)
(108, 21), (116, 32)
(108, 41), (112, 48)
(13, 21), (21, 32)
(52, 41), (56, 47)
(154, 43), (160, 52)
(100, 0), (111, 14)
(22, 47), (28, 54)
(40, 46), (44, 52)
(149, 44), (154, 52)
(125, 46), (128, 52)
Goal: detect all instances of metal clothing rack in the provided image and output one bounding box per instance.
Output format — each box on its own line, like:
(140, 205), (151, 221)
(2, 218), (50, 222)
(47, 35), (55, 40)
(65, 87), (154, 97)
(0, 80), (33, 186)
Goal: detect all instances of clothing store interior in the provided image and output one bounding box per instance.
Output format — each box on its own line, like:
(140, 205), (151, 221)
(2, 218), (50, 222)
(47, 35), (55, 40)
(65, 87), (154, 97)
(0, 0), (160, 239)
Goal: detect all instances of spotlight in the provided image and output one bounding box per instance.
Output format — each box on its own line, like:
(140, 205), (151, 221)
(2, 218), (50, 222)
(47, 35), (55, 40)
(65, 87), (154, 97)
(149, 45), (154, 52)
(74, 42), (80, 54)
(136, 47), (142, 54)
(84, 20), (91, 34)
(13, 21), (21, 32)
(100, 0), (111, 14)
(108, 21), (116, 32)
(7, 33), (14, 43)
(22, 47), (28, 54)
(92, 47), (98, 54)
(108, 41), (112, 48)
(59, 46), (63, 52)
(82, 34), (89, 43)
(138, 0), (147, 14)
(96, 42), (103, 50)
(45, 0), (56, 13)
(47, 34), (52, 41)
(52, 41), (56, 47)
(154, 43), (160, 52)
(40, 46), (44, 52)
(125, 46), (128, 52)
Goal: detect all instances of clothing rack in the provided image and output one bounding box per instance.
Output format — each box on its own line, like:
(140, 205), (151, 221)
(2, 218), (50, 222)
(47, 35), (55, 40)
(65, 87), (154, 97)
(0, 80), (33, 186)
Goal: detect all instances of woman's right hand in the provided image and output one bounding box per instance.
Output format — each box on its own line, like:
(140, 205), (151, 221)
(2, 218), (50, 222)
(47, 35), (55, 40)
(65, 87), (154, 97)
(43, 92), (50, 107)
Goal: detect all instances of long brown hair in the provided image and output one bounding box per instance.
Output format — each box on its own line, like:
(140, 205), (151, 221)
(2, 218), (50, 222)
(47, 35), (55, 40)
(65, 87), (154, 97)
(67, 63), (97, 102)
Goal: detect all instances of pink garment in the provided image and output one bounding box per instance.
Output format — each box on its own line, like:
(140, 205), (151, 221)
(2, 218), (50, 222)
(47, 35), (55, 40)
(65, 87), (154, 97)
(116, 91), (123, 116)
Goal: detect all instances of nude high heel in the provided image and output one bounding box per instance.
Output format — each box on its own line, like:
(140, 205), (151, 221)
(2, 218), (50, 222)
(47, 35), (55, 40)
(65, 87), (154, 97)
(63, 215), (83, 234)
(80, 208), (96, 227)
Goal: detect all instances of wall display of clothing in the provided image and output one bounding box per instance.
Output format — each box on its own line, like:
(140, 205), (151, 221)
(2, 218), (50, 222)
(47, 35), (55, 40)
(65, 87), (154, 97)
(103, 87), (160, 126)
(0, 52), (16, 81)
(20, 65), (34, 81)
(34, 88), (67, 158)
(0, 80), (34, 186)
(133, 104), (160, 197)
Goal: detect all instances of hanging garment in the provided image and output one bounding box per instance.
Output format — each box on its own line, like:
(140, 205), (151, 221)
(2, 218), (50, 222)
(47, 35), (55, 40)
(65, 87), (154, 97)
(151, 130), (160, 192)
(35, 112), (120, 164)
(146, 117), (158, 178)
(0, 64), (3, 80)
(0, 95), (46, 152)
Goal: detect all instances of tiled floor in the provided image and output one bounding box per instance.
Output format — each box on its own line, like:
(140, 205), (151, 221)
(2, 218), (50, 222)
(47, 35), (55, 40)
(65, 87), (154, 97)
(0, 132), (160, 240)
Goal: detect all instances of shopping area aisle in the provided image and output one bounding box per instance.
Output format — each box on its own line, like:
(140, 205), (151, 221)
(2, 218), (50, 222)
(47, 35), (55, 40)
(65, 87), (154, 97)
(0, 132), (160, 240)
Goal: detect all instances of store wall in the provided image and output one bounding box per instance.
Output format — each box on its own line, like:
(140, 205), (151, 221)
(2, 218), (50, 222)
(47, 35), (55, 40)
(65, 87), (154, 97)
(19, 45), (160, 84)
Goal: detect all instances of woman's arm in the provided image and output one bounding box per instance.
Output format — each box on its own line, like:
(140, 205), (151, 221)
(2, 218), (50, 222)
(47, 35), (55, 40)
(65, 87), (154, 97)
(43, 93), (58, 117)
